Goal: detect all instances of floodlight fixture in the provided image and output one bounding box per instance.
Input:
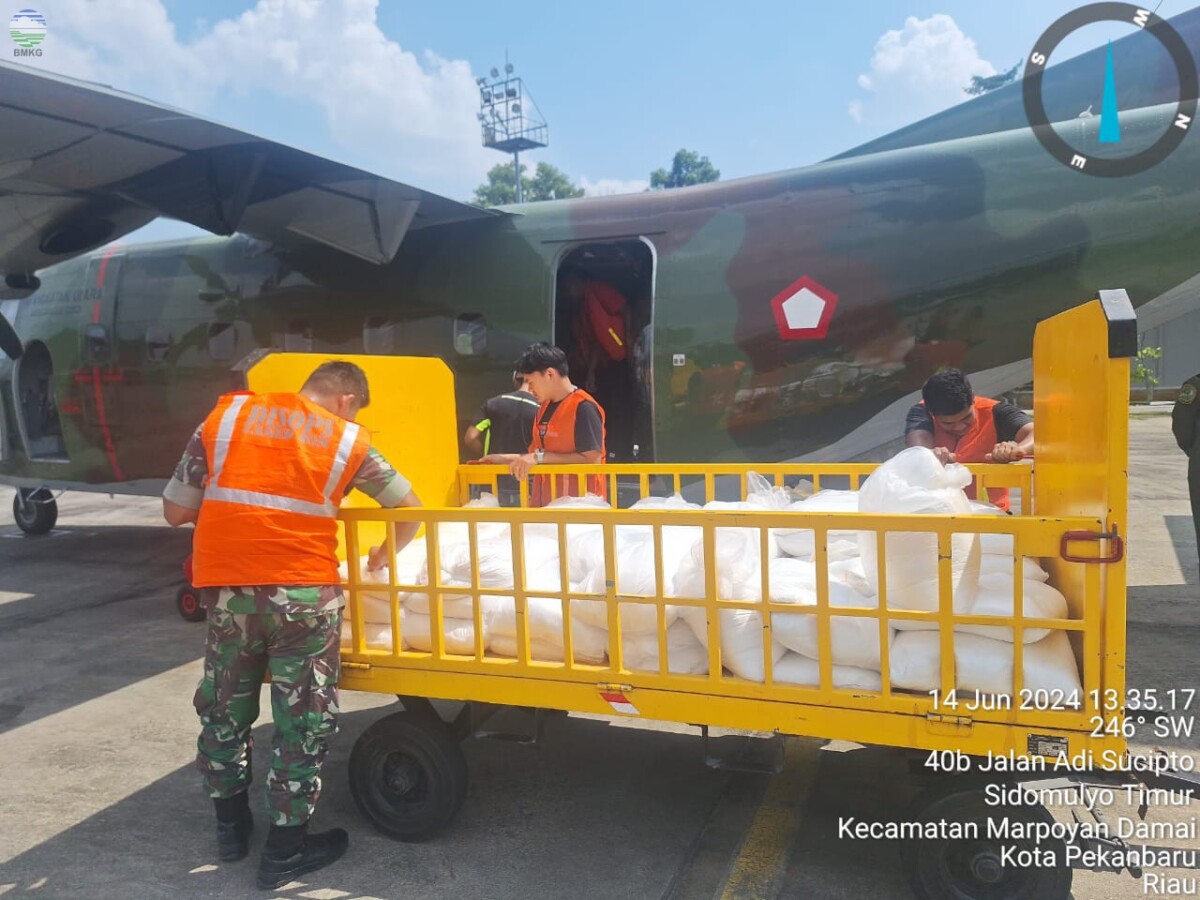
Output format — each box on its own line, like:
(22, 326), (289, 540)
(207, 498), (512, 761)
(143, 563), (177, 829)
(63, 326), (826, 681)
(490, 67), (499, 77)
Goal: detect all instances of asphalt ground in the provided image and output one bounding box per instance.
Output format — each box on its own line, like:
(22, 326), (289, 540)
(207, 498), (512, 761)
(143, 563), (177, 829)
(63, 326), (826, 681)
(0, 411), (1197, 900)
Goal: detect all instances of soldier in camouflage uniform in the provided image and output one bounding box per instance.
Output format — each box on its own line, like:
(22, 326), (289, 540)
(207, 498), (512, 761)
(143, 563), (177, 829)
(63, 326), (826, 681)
(163, 361), (421, 890)
(1174, 373), (1200, 584)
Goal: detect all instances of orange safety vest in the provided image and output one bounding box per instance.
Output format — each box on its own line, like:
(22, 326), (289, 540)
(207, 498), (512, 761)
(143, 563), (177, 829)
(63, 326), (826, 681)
(529, 388), (607, 507)
(929, 396), (1011, 511)
(192, 391), (372, 587)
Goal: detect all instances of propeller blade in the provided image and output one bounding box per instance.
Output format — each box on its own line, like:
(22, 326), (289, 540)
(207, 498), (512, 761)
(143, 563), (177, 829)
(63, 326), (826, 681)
(0, 312), (23, 359)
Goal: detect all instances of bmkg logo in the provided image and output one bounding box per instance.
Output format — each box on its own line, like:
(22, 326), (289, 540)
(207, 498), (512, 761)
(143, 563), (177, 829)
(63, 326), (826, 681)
(10, 8), (46, 57)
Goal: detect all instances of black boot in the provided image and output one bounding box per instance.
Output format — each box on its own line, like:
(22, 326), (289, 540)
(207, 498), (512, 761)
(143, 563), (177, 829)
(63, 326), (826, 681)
(256, 823), (349, 890)
(213, 792), (254, 862)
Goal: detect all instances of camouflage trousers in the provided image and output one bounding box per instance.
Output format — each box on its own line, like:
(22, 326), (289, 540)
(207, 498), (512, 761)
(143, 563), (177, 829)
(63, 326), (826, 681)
(193, 606), (341, 827)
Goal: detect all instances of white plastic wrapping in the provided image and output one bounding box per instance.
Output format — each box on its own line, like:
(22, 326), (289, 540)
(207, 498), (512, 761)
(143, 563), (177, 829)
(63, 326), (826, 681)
(889, 629), (1082, 697)
(857, 447), (981, 623)
(766, 557), (889, 670)
(773, 653), (883, 690)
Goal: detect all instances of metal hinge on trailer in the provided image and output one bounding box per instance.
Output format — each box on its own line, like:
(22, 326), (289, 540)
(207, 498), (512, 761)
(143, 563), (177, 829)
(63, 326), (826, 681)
(341, 660), (372, 671)
(1060, 526), (1124, 563)
(926, 712), (972, 727)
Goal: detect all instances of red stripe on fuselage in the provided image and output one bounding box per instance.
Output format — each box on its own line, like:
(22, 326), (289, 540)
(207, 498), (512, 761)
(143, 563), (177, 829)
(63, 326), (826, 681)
(92, 247), (125, 481)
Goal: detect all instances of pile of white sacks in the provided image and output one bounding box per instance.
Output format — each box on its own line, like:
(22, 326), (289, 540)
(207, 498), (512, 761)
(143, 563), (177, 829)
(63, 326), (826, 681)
(341, 447), (1082, 697)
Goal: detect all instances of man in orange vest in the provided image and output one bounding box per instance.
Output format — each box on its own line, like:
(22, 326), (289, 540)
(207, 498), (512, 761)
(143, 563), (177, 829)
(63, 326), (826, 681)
(479, 342), (607, 506)
(904, 368), (1033, 510)
(161, 360), (421, 890)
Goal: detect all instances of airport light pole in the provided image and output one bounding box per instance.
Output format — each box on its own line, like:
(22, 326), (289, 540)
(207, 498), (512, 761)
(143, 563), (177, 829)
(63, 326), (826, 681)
(477, 61), (548, 205)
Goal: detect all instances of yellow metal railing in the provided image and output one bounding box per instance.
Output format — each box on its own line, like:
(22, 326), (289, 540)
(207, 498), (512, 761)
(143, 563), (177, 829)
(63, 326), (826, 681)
(457, 461), (1034, 515)
(338, 497), (1115, 755)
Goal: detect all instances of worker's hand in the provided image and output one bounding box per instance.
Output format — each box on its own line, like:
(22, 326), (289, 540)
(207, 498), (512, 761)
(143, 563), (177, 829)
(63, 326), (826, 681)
(366, 544), (389, 573)
(931, 446), (956, 465)
(986, 441), (1025, 463)
(478, 453), (517, 466)
(509, 452), (538, 480)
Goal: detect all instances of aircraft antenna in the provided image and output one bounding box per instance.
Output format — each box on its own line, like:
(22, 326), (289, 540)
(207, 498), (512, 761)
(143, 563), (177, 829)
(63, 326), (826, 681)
(477, 58), (548, 204)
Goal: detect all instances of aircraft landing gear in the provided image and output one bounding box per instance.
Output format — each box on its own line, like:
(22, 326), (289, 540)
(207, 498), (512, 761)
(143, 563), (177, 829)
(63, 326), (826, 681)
(13, 488), (57, 535)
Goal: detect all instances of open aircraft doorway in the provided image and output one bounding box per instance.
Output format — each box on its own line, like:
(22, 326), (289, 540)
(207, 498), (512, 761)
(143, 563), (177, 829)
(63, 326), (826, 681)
(13, 341), (66, 463)
(554, 239), (655, 463)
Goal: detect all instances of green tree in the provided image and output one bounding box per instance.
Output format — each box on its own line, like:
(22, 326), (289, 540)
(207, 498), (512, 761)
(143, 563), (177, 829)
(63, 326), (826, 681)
(471, 161), (585, 207)
(650, 149), (720, 190)
(1131, 344), (1162, 403)
(964, 61), (1021, 96)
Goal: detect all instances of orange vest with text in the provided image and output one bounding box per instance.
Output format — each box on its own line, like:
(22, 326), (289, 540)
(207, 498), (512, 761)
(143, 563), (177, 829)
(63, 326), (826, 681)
(192, 391), (371, 587)
(530, 388), (607, 507)
(930, 396), (1010, 511)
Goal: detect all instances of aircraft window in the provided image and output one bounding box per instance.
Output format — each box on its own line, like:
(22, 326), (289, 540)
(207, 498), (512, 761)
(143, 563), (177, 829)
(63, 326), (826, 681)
(453, 313), (487, 356)
(207, 322), (237, 361)
(145, 325), (173, 363)
(363, 317), (395, 354)
(285, 320), (313, 352)
(83, 324), (110, 363)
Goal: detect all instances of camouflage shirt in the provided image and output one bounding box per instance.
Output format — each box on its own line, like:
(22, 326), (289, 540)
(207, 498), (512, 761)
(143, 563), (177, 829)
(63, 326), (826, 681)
(164, 427), (411, 616)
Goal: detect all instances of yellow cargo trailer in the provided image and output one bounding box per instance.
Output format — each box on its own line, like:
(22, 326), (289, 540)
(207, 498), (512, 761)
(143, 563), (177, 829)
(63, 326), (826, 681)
(249, 293), (1175, 900)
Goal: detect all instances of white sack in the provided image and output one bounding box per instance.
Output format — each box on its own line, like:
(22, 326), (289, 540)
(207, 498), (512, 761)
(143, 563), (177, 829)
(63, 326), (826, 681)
(574, 535), (680, 634)
(957, 574), (1069, 643)
(766, 558), (889, 670)
(484, 589), (609, 665)
(979, 554), (1049, 582)
(858, 447), (981, 620)
(889, 629), (1081, 697)
(674, 529), (786, 681)
(773, 653), (883, 690)
(677, 605), (786, 683)
(773, 490), (860, 559)
(402, 612), (482, 655)
(620, 619), (709, 675)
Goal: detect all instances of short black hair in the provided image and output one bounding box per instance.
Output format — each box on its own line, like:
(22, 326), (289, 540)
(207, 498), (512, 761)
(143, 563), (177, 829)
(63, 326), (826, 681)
(516, 342), (569, 377)
(921, 369), (973, 416)
(511, 370), (526, 389)
(302, 360), (370, 408)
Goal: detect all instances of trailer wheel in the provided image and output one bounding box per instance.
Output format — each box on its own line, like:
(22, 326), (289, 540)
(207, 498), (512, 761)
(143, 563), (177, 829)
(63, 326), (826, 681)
(349, 710), (468, 842)
(176, 586), (206, 622)
(901, 782), (1072, 900)
(13, 489), (56, 535)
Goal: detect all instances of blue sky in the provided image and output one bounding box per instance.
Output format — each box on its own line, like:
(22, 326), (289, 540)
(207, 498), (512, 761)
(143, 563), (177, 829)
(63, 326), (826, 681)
(12, 0), (1173, 241)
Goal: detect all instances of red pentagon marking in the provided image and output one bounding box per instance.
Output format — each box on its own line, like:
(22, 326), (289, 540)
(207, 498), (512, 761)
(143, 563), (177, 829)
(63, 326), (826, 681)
(770, 276), (838, 341)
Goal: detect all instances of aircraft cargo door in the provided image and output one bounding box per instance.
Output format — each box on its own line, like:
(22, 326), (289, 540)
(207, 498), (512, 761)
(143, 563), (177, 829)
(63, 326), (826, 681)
(554, 239), (656, 462)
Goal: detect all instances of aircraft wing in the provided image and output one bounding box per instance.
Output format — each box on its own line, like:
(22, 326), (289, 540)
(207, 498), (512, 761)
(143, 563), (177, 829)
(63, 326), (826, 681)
(0, 61), (503, 279)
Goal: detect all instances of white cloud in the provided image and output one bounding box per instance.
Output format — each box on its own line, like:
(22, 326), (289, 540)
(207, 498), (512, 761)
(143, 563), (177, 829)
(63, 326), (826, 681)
(580, 176), (649, 197)
(26, 0), (494, 197)
(851, 14), (995, 127)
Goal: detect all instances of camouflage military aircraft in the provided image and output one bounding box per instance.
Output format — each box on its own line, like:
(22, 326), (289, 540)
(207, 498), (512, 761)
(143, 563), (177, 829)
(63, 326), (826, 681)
(2, 9), (1200, 533)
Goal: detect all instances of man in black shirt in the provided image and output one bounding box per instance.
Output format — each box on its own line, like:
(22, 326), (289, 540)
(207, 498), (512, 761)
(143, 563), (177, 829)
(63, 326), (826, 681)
(464, 372), (541, 505)
(904, 369), (1033, 510)
(480, 343), (607, 505)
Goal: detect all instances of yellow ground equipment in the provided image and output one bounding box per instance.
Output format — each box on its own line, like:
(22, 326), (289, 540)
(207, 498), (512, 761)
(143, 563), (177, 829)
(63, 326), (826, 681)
(250, 294), (1151, 900)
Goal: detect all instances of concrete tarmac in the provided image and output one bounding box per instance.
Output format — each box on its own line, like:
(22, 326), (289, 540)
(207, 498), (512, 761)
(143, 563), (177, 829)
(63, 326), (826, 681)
(0, 413), (1197, 900)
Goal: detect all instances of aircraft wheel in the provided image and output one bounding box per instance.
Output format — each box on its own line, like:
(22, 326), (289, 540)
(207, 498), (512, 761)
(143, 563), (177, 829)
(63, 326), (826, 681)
(901, 780), (1072, 900)
(176, 586), (207, 622)
(349, 710), (468, 842)
(13, 489), (57, 535)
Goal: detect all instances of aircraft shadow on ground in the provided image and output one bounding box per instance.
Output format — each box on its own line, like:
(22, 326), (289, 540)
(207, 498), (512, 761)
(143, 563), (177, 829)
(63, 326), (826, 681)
(0, 524), (199, 734)
(0, 708), (810, 900)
